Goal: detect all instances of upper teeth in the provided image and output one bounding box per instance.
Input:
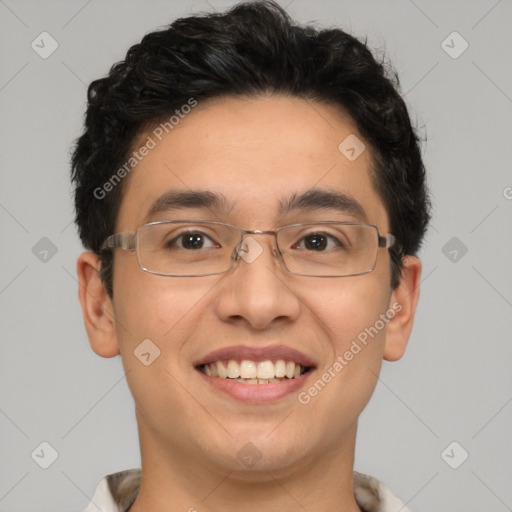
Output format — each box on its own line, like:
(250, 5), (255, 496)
(202, 360), (305, 380)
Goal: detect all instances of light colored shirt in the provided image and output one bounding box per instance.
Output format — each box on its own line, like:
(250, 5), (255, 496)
(83, 468), (410, 512)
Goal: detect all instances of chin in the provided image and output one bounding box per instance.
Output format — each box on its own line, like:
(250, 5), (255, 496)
(208, 432), (309, 474)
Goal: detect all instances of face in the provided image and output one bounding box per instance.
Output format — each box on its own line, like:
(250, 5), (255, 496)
(79, 95), (419, 478)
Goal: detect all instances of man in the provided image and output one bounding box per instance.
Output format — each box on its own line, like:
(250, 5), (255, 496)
(72, 1), (430, 511)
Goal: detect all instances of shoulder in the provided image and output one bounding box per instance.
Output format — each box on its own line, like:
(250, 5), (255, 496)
(353, 471), (410, 512)
(83, 469), (141, 512)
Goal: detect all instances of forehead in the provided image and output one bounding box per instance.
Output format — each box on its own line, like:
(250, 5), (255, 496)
(116, 95), (388, 231)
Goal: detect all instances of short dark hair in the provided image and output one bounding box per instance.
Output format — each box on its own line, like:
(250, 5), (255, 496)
(71, 0), (430, 296)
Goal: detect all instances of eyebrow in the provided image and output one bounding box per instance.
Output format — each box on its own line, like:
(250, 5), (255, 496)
(278, 188), (367, 222)
(144, 190), (233, 223)
(144, 187), (368, 223)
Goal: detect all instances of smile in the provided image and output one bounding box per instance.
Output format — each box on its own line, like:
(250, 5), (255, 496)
(193, 345), (317, 403)
(198, 359), (311, 384)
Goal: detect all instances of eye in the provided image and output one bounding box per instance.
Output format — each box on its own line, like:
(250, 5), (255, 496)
(293, 232), (343, 251)
(166, 231), (219, 250)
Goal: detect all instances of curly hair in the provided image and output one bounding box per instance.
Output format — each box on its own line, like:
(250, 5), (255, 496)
(71, 0), (430, 296)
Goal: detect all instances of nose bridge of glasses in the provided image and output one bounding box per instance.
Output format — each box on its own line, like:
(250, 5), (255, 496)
(234, 229), (280, 260)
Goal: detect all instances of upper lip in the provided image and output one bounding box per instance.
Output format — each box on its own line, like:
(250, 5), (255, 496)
(194, 345), (317, 368)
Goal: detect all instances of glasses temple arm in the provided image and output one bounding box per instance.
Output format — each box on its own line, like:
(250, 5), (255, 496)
(378, 233), (396, 249)
(100, 233), (136, 251)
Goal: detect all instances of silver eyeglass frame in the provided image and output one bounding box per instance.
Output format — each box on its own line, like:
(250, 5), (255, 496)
(100, 220), (397, 278)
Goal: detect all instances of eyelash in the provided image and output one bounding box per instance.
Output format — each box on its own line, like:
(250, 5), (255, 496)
(166, 231), (345, 250)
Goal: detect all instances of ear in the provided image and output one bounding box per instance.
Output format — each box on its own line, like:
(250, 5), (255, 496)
(383, 255), (422, 362)
(76, 251), (120, 358)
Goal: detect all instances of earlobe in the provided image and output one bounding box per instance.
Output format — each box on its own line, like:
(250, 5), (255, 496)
(383, 255), (422, 362)
(76, 251), (120, 358)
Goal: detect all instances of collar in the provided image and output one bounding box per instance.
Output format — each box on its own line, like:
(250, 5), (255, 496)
(84, 469), (410, 512)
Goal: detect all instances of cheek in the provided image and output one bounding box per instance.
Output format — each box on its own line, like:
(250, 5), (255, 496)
(299, 274), (391, 413)
(112, 268), (223, 391)
(111, 270), (216, 430)
(305, 271), (391, 344)
(113, 260), (214, 341)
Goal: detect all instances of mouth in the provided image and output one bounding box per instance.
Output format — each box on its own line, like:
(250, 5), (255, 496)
(197, 359), (313, 384)
(193, 346), (317, 403)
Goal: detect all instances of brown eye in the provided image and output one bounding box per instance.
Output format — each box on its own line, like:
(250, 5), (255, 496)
(304, 234), (328, 250)
(293, 232), (343, 251)
(166, 231), (218, 250)
(181, 233), (205, 249)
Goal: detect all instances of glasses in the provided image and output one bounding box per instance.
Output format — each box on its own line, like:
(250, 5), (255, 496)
(100, 220), (396, 277)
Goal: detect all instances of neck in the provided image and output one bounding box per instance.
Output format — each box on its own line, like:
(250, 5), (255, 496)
(128, 418), (362, 512)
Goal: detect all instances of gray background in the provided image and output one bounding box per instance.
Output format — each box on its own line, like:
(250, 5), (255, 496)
(1, 1), (511, 511)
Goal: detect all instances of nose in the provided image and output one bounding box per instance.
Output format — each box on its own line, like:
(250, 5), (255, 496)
(213, 234), (301, 330)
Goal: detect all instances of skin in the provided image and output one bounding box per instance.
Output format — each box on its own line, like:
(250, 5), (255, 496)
(77, 95), (421, 512)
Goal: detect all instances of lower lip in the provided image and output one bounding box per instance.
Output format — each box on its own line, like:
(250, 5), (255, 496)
(196, 368), (314, 404)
